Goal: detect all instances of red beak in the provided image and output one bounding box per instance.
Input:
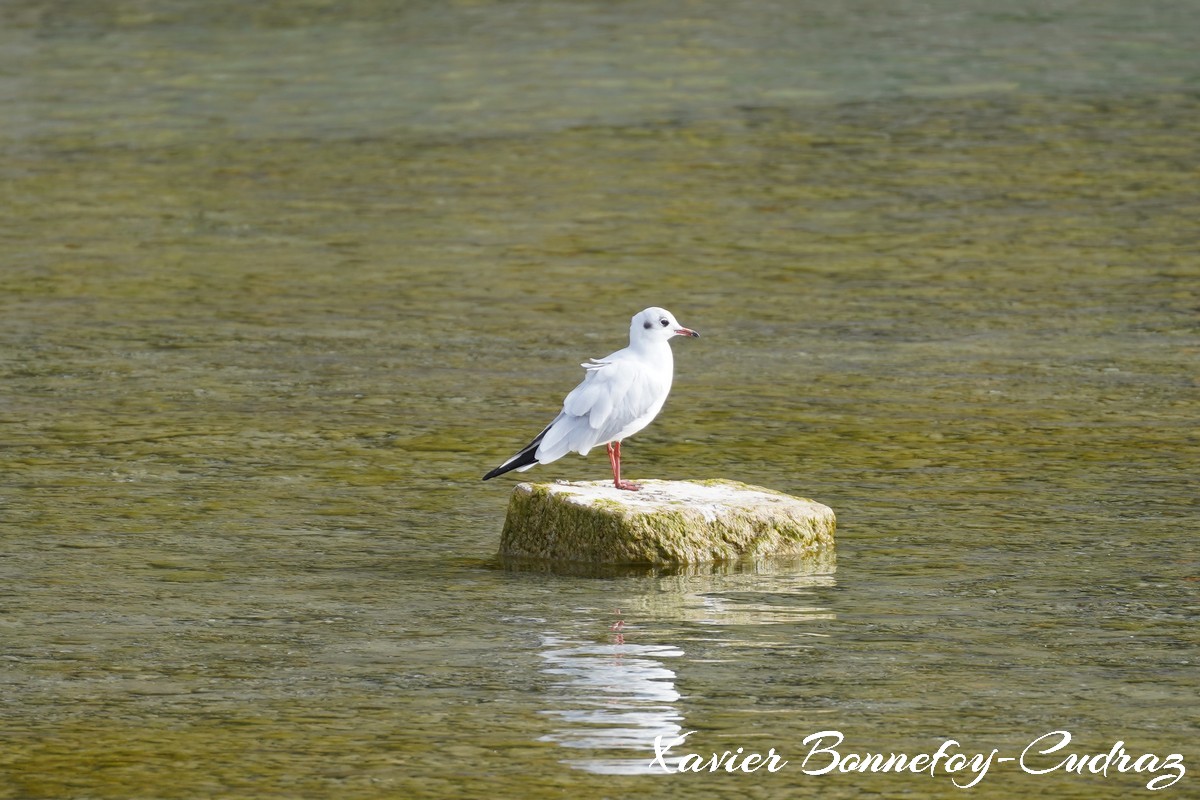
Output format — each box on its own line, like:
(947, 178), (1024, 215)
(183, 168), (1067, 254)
(674, 327), (700, 338)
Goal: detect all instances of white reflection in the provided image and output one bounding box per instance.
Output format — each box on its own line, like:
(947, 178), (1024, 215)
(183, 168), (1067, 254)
(538, 633), (683, 775)
(534, 559), (838, 773)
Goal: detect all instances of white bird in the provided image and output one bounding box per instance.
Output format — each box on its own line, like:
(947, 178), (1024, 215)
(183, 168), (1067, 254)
(483, 307), (700, 491)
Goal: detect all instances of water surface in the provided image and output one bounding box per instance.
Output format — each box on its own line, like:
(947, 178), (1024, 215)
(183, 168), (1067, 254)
(2, 2), (1197, 798)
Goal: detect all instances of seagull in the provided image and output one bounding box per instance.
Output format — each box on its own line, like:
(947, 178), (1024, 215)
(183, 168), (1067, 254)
(483, 307), (700, 491)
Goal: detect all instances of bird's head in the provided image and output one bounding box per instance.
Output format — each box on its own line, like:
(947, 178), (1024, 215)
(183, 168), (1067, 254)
(631, 307), (700, 342)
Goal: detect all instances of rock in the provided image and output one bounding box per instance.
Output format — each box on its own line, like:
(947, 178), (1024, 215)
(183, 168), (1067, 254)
(497, 479), (836, 565)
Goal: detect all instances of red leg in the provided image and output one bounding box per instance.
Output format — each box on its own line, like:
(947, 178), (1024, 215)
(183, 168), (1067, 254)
(610, 440), (641, 491)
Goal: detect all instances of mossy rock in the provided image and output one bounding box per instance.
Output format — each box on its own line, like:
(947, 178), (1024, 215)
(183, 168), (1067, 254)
(497, 479), (836, 565)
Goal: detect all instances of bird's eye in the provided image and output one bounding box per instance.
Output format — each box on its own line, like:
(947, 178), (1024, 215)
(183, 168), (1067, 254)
(660, 319), (669, 327)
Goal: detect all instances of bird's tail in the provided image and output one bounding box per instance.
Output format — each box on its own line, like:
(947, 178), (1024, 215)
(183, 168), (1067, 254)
(482, 423), (551, 481)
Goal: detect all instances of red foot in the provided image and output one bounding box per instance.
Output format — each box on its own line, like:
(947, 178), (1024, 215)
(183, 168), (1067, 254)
(607, 442), (639, 491)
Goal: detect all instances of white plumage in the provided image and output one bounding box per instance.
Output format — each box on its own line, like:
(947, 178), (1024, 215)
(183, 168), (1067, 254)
(483, 307), (699, 491)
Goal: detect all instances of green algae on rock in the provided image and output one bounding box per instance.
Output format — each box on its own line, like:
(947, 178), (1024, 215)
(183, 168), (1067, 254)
(498, 480), (836, 565)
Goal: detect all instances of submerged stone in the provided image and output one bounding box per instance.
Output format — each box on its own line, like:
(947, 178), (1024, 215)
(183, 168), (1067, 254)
(497, 479), (836, 565)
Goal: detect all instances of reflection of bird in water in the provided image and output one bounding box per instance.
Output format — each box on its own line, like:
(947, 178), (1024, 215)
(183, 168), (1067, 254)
(538, 630), (684, 775)
(610, 609), (625, 644)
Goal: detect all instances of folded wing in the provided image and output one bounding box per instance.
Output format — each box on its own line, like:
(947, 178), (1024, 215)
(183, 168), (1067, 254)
(535, 357), (659, 462)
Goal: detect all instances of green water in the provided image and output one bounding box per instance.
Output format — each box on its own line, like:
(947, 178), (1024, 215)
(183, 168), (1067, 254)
(2, 2), (1197, 798)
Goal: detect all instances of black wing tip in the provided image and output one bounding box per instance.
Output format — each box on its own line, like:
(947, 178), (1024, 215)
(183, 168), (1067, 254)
(482, 425), (551, 482)
(482, 446), (540, 482)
